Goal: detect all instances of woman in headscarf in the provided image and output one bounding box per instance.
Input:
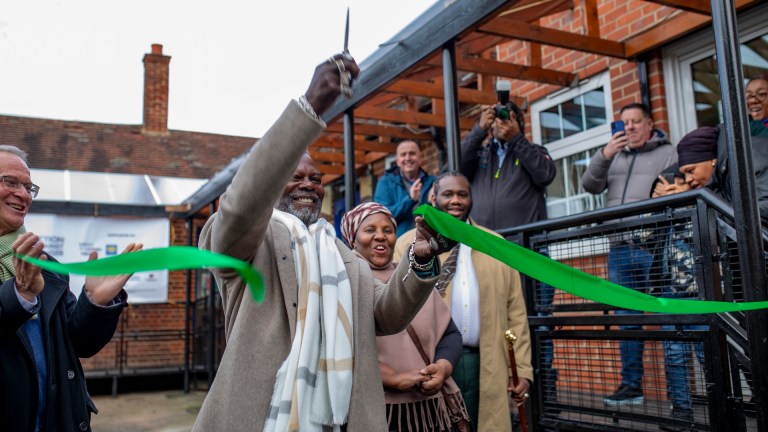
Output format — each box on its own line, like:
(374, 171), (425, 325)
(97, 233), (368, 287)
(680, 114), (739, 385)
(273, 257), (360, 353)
(341, 202), (468, 432)
(676, 126), (719, 190)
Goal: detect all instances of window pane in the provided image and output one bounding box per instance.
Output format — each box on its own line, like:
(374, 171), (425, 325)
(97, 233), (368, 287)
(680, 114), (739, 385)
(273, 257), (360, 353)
(548, 159), (566, 200)
(546, 200), (569, 219)
(742, 34), (768, 85)
(569, 151), (592, 196)
(561, 97), (584, 138)
(540, 107), (562, 144)
(582, 90), (607, 130)
(546, 149), (606, 217)
(691, 55), (721, 126)
(568, 195), (594, 214)
(691, 32), (768, 127)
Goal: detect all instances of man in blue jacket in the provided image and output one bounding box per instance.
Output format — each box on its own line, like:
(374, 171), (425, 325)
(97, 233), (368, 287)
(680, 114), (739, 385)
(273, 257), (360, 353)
(374, 140), (435, 237)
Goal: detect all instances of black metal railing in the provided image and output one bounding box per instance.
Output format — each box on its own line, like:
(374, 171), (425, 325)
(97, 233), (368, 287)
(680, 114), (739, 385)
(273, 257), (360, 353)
(500, 188), (765, 431)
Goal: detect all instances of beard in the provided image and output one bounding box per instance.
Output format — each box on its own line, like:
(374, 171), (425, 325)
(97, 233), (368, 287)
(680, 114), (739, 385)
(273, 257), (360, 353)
(276, 195), (321, 227)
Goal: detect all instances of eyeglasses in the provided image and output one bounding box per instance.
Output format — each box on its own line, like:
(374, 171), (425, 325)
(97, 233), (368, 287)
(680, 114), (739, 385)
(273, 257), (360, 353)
(0, 176), (40, 198)
(746, 91), (768, 102)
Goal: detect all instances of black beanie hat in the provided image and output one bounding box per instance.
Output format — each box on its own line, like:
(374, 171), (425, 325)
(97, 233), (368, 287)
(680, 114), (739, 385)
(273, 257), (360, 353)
(677, 126), (719, 166)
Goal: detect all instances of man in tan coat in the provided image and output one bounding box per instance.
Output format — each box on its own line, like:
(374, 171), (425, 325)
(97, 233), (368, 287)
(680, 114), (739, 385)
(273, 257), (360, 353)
(193, 56), (451, 431)
(395, 171), (533, 432)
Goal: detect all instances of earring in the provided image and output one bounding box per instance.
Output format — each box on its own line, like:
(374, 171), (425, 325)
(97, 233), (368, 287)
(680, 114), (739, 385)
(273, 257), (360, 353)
(711, 160), (716, 166)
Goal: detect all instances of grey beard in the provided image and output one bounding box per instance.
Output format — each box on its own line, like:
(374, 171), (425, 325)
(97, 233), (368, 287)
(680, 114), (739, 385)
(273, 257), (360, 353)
(276, 196), (320, 227)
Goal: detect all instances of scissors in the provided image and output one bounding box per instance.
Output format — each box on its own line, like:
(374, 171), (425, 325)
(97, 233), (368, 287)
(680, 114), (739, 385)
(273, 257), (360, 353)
(343, 7), (352, 61)
(340, 7), (353, 98)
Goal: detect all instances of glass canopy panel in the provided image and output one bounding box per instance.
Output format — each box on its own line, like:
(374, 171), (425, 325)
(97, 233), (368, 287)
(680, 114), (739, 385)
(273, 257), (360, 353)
(31, 169), (207, 206)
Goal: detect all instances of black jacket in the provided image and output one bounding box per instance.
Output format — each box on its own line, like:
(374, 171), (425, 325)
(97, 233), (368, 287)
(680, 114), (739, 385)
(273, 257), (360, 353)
(460, 124), (556, 231)
(0, 261), (126, 432)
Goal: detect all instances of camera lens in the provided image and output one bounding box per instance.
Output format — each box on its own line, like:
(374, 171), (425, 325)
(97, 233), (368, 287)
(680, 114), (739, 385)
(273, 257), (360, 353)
(495, 106), (510, 120)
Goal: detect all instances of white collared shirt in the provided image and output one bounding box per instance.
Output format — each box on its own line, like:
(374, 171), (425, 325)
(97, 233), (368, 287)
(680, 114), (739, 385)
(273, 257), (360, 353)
(450, 242), (481, 347)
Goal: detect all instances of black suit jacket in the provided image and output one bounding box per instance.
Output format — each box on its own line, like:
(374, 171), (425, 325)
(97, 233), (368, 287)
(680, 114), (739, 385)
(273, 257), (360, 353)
(0, 255), (126, 432)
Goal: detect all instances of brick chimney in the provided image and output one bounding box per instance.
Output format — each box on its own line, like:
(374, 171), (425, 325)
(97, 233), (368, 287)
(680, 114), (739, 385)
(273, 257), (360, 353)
(142, 43), (171, 134)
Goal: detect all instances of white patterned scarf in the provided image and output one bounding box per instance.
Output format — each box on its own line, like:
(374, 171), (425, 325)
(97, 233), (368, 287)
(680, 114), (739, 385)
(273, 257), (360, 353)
(264, 210), (354, 432)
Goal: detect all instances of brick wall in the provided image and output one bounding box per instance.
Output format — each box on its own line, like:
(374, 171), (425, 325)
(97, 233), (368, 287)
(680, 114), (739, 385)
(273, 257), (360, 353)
(552, 255), (668, 398)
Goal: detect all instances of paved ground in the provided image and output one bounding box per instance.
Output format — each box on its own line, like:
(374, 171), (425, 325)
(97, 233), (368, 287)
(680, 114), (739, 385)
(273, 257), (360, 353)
(91, 390), (206, 432)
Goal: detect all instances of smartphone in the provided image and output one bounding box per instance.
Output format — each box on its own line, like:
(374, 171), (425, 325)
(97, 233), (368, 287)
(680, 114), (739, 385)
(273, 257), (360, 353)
(661, 172), (677, 184)
(610, 120), (625, 136)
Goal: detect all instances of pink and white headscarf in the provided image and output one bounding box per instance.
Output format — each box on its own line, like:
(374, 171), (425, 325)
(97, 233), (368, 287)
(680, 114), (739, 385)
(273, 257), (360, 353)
(340, 202), (397, 248)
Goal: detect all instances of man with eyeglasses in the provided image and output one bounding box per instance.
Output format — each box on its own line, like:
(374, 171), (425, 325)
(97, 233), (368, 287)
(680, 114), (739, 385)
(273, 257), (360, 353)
(0, 145), (142, 432)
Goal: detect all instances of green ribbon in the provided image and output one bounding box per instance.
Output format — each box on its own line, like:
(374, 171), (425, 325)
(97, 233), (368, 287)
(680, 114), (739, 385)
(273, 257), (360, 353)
(17, 246), (265, 302)
(415, 205), (768, 314)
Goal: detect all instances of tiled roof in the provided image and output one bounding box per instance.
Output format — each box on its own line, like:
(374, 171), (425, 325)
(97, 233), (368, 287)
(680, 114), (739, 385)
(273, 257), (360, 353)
(0, 114), (256, 179)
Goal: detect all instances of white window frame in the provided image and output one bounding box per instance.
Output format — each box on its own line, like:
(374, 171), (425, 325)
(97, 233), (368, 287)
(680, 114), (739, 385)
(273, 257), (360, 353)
(531, 70), (613, 161)
(530, 71), (612, 218)
(662, 2), (768, 144)
(384, 154), (396, 170)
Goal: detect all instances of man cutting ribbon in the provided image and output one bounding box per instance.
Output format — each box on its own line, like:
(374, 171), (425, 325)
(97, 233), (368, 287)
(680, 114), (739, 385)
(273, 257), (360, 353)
(191, 53), (453, 432)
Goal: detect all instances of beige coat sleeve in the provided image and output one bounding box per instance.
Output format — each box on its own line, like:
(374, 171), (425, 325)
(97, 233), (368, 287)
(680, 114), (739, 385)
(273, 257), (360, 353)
(372, 258), (440, 336)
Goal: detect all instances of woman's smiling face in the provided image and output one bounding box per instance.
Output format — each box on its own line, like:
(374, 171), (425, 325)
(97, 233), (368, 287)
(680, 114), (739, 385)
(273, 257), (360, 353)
(746, 78), (768, 122)
(352, 213), (396, 268)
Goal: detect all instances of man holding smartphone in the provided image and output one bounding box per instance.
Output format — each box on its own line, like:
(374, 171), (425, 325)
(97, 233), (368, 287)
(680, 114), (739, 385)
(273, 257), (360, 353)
(581, 103), (677, 407)
(583, 102), (676, 214)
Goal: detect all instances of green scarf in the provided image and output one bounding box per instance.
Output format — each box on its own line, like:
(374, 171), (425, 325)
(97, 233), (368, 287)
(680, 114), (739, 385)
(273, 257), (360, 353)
(0, 227), (25, 283)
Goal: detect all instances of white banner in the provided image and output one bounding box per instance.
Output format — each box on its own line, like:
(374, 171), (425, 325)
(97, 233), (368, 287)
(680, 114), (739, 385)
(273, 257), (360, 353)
(24, 214), (170, 304)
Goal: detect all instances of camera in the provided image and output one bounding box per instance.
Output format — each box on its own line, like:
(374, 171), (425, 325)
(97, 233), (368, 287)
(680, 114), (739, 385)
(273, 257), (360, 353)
(495, 79), (512, 120)
(495, 105), (511, 120)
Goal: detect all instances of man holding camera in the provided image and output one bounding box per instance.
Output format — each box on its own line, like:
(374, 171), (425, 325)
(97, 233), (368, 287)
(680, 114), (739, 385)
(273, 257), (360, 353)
(459, 100), (556, 232)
